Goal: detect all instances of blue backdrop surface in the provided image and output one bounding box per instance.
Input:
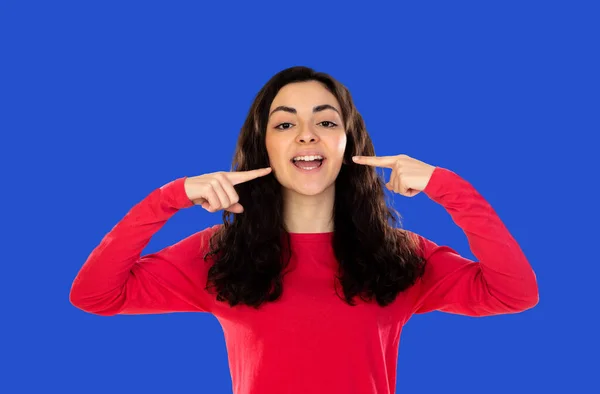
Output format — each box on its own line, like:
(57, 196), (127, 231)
(1, 1), (598, 393)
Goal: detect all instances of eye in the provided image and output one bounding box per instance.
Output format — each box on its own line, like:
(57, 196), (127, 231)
(275, 122), (294, 130)
(319, 121), (338, 128)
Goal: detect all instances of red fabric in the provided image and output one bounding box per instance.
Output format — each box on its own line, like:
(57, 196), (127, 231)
(70, 167), (539, 394)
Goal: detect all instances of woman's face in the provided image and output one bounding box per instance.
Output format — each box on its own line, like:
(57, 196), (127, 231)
(265, 81), (347, 197)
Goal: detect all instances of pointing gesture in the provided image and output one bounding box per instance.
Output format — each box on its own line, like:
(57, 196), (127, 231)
(352, 154), (436, 197)
(184, 167), (272, 213)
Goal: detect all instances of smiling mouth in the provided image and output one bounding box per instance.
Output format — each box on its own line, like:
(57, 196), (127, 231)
(290, 158), (325, 170)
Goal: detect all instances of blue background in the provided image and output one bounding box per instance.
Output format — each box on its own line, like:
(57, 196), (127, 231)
(2, 1), (598, 393)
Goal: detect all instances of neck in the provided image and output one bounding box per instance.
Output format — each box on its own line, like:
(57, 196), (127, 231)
(282, 186), (335, 233)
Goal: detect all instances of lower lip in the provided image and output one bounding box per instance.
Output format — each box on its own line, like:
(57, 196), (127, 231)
(291, 159), (326, 173)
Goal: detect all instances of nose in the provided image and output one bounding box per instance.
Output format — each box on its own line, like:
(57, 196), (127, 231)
(295, 123), (320, 144)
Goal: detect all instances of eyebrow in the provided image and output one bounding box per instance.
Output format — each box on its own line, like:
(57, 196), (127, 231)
(269, 104), (341, 117)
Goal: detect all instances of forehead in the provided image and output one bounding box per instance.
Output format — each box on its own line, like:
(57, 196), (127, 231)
(269, 81), (340, 112)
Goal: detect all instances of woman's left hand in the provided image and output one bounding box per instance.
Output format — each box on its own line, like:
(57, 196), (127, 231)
(352, 154), (436, 197)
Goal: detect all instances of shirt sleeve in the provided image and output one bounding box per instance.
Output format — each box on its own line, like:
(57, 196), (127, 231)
(410, 167), (539, 317)
(69, 177), (219, 316)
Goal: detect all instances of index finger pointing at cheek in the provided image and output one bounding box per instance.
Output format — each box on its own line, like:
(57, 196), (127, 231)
(352, 155), (397, 168)
(227, 167), (272, 185)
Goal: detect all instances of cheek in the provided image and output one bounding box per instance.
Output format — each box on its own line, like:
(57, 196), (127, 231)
(329, 133), (347, 161)
(265, 134), (287, 167)
(264, 134), (278, 160)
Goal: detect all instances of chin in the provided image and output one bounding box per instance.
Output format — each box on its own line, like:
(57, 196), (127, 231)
(288, 181), (334, 197)
(294, 187), (326, 197)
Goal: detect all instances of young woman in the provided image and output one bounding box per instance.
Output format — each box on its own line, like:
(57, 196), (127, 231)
(70, 66), (539, 394)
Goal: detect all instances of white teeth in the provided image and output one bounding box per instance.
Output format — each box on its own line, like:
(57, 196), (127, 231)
(292, 155), (323, 161)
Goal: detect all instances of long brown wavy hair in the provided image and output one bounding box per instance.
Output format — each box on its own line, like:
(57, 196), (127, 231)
(204, 66), (426, 309)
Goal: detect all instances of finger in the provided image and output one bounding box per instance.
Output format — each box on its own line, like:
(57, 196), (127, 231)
(400, 184), (410, 196)
(396, 175), (409, 196)
(214, 173), (241, 208)
(226, 202), (244, 213)
(352, 155), (398, 168)
(386, 168), (395, 192)
(391, 172), (399, 193)
(226, 167), (272, 185)
(202, 186), (221, 212)
(397, 177), (410, 196)
(209, 178), (231, 209)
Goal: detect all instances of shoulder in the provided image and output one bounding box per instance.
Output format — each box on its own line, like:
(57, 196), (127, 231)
(398, 228), (475, 289)
(393, 228), (465, 283)
(392, 227), (438, 259)
(189, 223), (223, 253)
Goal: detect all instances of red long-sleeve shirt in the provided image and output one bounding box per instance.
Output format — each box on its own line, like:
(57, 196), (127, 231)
(69, 167), (539, 394)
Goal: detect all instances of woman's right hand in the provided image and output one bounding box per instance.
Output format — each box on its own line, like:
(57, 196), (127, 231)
(183, 167), (272, 213)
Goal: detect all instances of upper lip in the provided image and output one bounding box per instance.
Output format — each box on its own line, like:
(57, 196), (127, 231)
(291, 150), (326, 161)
